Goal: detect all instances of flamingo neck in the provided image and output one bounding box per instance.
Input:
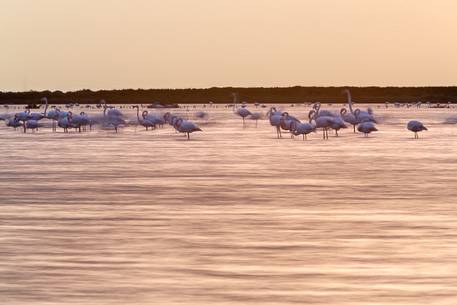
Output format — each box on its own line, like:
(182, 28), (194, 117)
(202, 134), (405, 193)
(43, 99), (49, 116)
(135, 107), (140, 121)
(346, 90), (354, 114)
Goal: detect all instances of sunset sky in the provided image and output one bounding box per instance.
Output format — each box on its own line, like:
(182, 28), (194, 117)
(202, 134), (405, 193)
(1, 0), (456, 91)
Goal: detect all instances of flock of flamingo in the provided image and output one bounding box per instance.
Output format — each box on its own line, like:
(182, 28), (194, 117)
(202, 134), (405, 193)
(234, 90), (428, 139)
(0, 90), (433, 140)
(1, 98), (202, 139)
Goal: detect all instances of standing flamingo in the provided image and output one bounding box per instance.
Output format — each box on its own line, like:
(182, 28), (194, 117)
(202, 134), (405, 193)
(58, 111), (72, 133)
(173, 118), (202, 139)
(249, 112), (262, 127)
(232, 93), (251, 127)
(280, 112), (300, 138)
(103, 103), (125, 133)
(267, 107), (283, 138)
(407, 120), (427, 139)
(23, 119), (39, 133)
(340, 108), (358, 133)
(309, 109), (334, 140)
(6, 115), (23, 129)
(330, 116), (347, 136)
(28, 97), (49, 121)
(133, 106), (155, 130)
(357, 122), (378, 137)
(312, 103), (335, 118)
(343, 89), (376, 123)
(290, 120), (315, 140)
(46, 106), (60, 131)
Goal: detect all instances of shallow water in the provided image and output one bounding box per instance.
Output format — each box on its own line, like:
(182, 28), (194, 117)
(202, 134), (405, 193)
(1, 104), (457, 305)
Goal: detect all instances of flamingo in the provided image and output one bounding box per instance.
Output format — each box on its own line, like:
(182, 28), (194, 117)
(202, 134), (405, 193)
(312, 103), (335, 118)
(407, 120), (427, 139)
(23, 119), (39, 133)
(70, 112), (91, 132)
(58, 111), (72, 132)
(14, 109), (30, 123)
(343, 89), (376, 124)
(102, 100), (123, 117)
(357, 122), (378, 137)
(28, 97), (49, 121)
(309, 109), (335, 140)
(249, 112), (262, 127)
(280, 112), (300, 138)
(354, 108), (376, 123)
(195, 111), (209, 119)
(79, 112), (93, 131)
(143, 111), (165, 127)
(232, 93), (251, 127)
(267, 107), (283, 138)
(46, 106), (60, 131)
(133, 106), (155, 130)
(340, 108), (358, 133)
(173, 118), (202, 139)
(329, 116), (347, 136)
(290, 120), (315, 140)
(103, 104), (125, 133)
(6, 115), (22, 129)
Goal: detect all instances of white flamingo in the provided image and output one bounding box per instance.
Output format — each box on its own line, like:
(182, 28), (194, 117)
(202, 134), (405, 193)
(312, 103), (336, 118)
(407, 120), (427, 139)
(343, 89), (376, 124)
(290, 120), (315, 140)
(58, 111), (72, 133)
(232, 93), (251, 127)
(133, 106), (155, 130)
(340, 108), (358, 133)
(309, 109), (334, 140)
(28, 97), (49, 121)
(46, 106), (60, 131)
(357, 122), (378, 137)
(267, 107), (283, 138)
(103, 103), (125, 133)
(6, 115), (23, 129)
(23, 119), (39, 133)
(280, 112), (300, 137)
(329, 116), (347, 136)
(173, 118), (202, 139)
(249, 112), (262, 127)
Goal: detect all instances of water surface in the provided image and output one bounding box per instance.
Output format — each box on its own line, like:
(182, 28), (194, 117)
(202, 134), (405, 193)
(1, 104), (457, 304)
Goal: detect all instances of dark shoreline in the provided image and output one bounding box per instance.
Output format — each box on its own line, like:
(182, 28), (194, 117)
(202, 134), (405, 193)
(1, 86), (456, 105)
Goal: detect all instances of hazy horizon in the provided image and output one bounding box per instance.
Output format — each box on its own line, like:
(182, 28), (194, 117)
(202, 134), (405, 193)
(2, 0), (456, 91)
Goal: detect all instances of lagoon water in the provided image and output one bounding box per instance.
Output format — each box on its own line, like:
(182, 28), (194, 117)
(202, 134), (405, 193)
(1, 104), (457, 305)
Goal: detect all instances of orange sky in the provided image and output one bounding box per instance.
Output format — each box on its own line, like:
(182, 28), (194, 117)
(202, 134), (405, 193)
(1, 0), (456, 91)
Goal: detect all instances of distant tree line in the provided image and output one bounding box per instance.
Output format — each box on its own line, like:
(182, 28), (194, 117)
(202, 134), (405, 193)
(1, 86), (456, 105)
